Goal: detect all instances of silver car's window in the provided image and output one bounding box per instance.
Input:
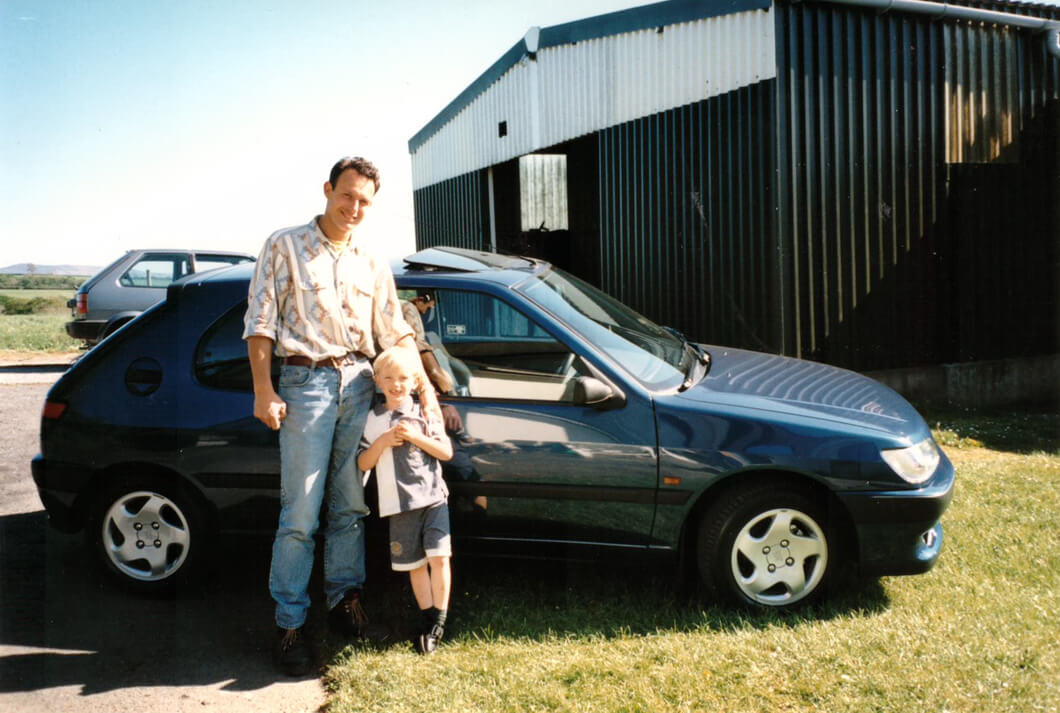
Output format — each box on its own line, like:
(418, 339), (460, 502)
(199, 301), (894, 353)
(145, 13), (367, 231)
(119, 254), (191, 288)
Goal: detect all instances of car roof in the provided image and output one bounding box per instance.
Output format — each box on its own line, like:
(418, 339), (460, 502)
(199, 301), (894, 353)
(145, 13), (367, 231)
(133, 248), (254, 255)
(172, 246), (547, 296)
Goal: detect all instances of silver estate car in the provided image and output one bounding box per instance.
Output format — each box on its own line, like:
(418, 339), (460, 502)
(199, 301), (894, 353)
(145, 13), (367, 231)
(66, 248), (254, 345)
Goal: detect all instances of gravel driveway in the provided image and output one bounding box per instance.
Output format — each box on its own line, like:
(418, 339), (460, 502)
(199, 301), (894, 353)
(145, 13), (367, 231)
(0, 370), (326, 713)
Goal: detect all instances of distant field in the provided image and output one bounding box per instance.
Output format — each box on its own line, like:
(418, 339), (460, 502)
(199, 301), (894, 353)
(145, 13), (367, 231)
(0, 274), (88, 291)
(0, 288), (74, 299)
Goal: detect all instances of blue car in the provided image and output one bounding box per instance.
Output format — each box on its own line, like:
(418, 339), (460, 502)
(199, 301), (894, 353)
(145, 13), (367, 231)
(31, 247), (953, 610)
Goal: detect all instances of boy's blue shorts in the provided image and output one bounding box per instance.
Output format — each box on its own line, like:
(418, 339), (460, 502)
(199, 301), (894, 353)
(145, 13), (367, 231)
(388, 502), (451, 571)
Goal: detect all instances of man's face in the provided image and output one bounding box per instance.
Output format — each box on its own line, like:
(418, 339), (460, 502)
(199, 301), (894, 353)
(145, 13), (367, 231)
(322, 168), (376, 237)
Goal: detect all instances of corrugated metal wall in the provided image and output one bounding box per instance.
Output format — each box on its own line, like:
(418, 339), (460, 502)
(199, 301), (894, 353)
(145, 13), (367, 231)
(413, 0), (1060, 373)
(598, 81), (779, 353)
(774, 0), (1060, 371)
(412, 171), (489, 252)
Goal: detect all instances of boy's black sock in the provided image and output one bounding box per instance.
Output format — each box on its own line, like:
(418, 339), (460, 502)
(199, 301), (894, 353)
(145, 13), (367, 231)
(420, 607), (447, 634)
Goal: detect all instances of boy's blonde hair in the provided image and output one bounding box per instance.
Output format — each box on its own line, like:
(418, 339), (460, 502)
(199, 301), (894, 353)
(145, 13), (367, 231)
(373, 346), (420, 383)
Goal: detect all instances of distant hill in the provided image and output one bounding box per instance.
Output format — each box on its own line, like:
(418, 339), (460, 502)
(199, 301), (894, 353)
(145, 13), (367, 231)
(0, 263), (101, 276)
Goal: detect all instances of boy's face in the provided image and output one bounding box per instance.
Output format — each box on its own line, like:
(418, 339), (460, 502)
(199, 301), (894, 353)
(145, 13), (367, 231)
(376, 359), (416, 410)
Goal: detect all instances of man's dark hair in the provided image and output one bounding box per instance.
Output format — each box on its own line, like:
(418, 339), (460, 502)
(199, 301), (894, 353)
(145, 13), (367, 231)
(329, 156), (381, 193)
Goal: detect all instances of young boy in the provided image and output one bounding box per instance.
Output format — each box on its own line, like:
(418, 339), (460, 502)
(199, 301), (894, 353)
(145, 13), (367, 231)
(358, 346), (454, 654)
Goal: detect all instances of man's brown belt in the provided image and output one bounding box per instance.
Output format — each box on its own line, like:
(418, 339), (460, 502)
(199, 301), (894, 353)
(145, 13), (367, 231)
(283, 353), (367, 369)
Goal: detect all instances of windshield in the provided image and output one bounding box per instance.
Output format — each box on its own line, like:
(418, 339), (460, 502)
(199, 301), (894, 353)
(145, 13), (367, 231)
(519, 267), (688, 389)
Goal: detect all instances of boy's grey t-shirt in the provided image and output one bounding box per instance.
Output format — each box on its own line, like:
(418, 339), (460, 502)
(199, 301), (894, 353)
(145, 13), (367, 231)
(359, 398), (448, 517)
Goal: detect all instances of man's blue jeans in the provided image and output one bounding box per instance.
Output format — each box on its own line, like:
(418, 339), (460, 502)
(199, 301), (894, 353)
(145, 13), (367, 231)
(270, 359), (375, 630)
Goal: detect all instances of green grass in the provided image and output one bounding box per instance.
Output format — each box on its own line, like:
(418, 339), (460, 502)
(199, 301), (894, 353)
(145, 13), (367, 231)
(0, 286), (80, 351)
(0, 314), (80, 351)
(324, 413), (1060, 713)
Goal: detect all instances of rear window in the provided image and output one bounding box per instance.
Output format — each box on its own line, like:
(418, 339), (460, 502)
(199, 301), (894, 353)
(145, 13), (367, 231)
(194, 254), (254, 273)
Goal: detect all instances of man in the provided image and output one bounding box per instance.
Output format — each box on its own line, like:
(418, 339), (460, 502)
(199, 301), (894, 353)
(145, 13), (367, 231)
(243, 156), (436, 676)
(401, 292), (454, 395)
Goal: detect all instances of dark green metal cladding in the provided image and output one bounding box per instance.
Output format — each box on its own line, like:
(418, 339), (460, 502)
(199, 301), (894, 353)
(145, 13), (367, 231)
(413, 171), (490, 252)
(597, 82), (779, 355)
(773, 0), (1060, 370)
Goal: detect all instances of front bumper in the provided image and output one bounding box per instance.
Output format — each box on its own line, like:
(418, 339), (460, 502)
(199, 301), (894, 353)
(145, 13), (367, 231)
(837, 452), (955, 577)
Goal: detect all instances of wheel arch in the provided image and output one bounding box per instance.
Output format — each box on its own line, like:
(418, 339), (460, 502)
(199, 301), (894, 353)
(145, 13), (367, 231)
(102, 311), (141, 334)
(677, 468), (859, 580)
(74, 461), (219, 535)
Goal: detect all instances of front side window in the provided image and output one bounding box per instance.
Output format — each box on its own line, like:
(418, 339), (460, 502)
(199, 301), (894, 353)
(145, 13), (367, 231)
(119, 254), (191, 288)
(422, 288), (586, 402)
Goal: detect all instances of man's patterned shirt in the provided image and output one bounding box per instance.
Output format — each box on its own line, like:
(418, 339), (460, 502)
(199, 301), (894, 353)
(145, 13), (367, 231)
(242, 217), (412, 360)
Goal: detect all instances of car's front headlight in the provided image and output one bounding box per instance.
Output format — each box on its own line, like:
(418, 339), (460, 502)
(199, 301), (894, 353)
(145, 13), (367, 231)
(880, 438), (941, 485)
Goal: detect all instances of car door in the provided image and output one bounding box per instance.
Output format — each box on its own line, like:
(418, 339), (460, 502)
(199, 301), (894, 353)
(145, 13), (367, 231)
(420, 286), (659, 552)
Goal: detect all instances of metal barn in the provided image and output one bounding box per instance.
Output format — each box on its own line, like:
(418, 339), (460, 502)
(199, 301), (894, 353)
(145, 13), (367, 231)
(408, 0), (1060, 372)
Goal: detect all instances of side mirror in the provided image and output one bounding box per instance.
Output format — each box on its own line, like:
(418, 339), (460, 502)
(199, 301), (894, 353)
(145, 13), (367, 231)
(573, 376), (625, 410)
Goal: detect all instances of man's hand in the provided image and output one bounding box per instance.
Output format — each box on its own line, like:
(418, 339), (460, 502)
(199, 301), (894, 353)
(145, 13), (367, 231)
(254, 391), (287, 431)
(247, 336), (284, 429)
(441, 404), (463, 433)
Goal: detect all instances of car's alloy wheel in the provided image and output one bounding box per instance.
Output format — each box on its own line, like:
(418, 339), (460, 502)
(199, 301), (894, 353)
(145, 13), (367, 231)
(698, 482), (831, 609)
(92, 481), (203, 590)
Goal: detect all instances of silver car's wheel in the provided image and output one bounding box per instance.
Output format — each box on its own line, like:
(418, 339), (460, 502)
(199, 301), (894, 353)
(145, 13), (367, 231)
(95, 483), (200, 589)
(698, 482), (833, 610)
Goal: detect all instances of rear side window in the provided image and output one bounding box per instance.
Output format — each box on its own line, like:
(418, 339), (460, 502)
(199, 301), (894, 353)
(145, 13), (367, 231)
(195, 302), (255, 391)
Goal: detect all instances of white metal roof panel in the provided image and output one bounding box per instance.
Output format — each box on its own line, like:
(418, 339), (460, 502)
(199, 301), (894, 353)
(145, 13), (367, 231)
(410, 0), (776, 190)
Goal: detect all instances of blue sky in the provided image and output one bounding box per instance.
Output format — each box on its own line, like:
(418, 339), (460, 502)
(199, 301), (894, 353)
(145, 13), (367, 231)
(0, 0), (649, 269)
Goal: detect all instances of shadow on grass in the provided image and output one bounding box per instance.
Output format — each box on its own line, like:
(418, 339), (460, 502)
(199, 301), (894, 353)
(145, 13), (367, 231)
(347, 553), (891, 655)
(922, 408), (1059, 455)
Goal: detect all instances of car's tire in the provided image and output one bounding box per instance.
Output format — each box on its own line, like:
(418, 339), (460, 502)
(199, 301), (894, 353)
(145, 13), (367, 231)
(697, 481), (832, 610)
(89, 478), (207, 593)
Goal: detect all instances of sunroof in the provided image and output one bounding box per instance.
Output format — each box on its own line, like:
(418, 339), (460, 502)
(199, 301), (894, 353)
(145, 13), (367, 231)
(402, 247), (536, 272)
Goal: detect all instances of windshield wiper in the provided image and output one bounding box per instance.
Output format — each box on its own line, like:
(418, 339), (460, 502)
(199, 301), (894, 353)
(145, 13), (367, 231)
(664, 327), (711, 391)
